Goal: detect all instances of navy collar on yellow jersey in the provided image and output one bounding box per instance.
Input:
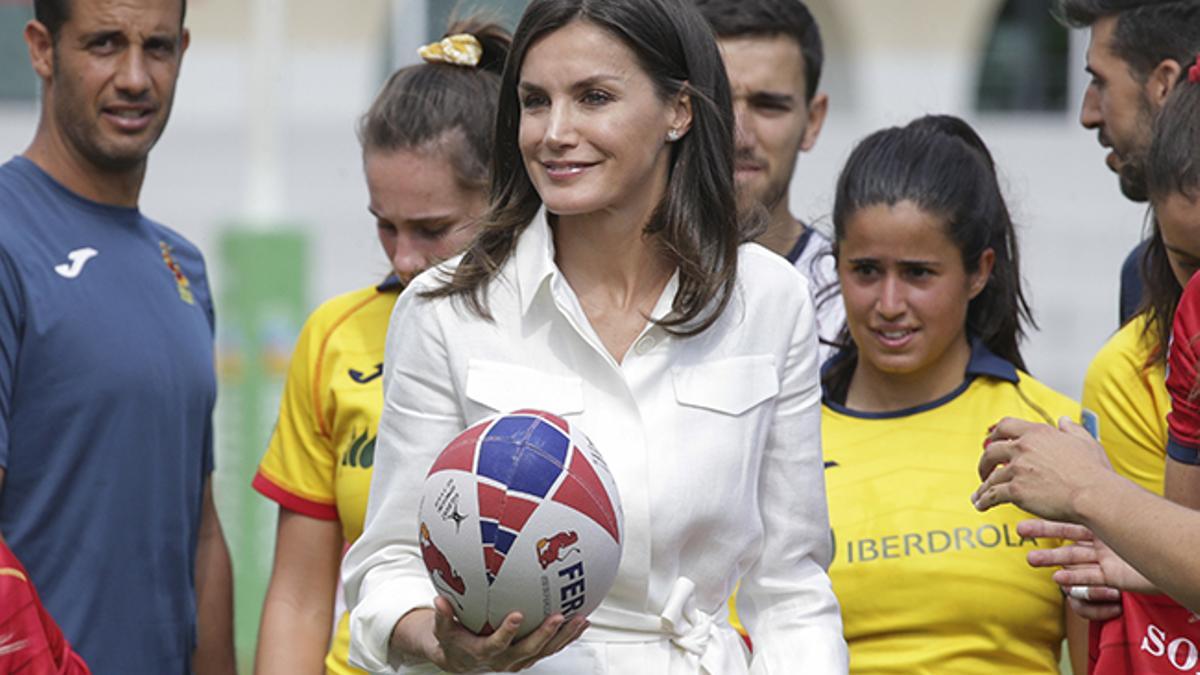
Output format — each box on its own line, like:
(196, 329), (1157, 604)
(823, 338), (1018, 419)
(376, 274), (403, 292)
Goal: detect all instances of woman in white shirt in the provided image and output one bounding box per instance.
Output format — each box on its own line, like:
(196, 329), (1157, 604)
(341, 0), (847, 672)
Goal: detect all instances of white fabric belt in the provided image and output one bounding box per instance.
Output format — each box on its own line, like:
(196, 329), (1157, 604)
(581, 578), (748, 674)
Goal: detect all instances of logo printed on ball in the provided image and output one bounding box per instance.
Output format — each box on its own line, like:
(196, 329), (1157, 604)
(557, 561), (587, 616)
(419, 523), (466, 597)
(433, 478), (469, 533)
(536, 530), (579, 569)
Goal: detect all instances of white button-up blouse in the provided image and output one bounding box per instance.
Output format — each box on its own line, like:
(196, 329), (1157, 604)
(343, 211), (848, 674)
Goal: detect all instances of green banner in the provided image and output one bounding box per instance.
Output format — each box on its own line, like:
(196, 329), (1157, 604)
(213, 227), (308, 672)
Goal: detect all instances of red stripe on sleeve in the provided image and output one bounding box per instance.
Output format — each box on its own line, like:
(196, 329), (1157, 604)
(1167, 274), (1200, 454)
(252, 470), (339, 521)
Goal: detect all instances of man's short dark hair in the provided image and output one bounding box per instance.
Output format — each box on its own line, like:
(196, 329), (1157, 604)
(34, 0), (188, 40)
(1056, 0), (1200, 80)
(693, 0), (824, 102)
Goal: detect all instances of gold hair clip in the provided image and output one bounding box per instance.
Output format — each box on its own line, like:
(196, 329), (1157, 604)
(417, 34), (483, 68)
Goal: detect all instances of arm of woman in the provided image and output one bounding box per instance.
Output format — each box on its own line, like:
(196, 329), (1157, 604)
(738, 280), (849, 674)
(1164, 459), (1200, 509)
(341, 284), (579, 673)
(975, 417), (1200, 614)
(1073, 471), (1200, 614)
(255, 509), (342, 675)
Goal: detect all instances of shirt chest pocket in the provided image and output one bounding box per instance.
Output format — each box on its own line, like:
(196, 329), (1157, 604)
(669, 354), (780, 501)
(671, 354), (779, 416)
(464, 359), (585, 418)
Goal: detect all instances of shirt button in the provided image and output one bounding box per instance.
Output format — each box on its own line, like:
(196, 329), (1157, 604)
(634, 335), (656, 355)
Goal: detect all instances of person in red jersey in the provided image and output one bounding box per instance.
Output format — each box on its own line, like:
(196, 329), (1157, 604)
(0, 535), (89, 675)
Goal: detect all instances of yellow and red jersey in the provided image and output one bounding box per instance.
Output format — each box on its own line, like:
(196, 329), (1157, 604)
(253, 279), (400, 675)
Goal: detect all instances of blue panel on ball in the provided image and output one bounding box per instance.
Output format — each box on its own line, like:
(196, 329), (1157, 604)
(506, 444), (563, 498)
(477, 416), (538, 484)
(522, 417), (571, 466)
(477, 415), (570, 494)
(479, 519), (498, 545)
(494, 527), (517, 555)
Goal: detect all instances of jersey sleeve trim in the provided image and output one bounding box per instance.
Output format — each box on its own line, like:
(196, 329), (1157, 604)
(1166, 432), (1200, 465)
(251, 469), (339, 520)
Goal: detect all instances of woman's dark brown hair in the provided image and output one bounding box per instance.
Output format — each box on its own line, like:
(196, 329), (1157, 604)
(1141, 76), (1200, 366)
(358, 18), (511, 192)
(425, 0), (746, 337)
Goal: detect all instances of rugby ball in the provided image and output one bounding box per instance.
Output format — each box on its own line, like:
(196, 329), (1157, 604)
(417, 409), (624, 638)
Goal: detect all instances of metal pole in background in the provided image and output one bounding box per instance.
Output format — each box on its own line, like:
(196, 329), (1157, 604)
(246, 0), (286, 223)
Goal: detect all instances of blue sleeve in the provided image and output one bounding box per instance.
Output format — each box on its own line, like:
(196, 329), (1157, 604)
(0, 248), (25, 470)
(1118, 240), (1148, 325)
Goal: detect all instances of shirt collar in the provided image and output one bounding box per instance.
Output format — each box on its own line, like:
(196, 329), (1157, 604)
(515, 208), (559, 317)
(512, 208), (682, 325)
(965, 337), (1019, 383)
(376, 274), (404, 292)
(822, 338), (1020, 418)
(822, 336), (1019, 385)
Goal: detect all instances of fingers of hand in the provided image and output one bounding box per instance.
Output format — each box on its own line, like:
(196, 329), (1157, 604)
(972, 463), (1016, 510)
(517, 613), (565, 653)
(1063, 584), (1119, 602)
(1016, 518), (1093, 542)
(1060, 583), (1121, 603)
(1067, 595), (1123, 621)
(493, 613), (565, 672)
(432, 598), (458, 640)
(541, 616), (589, 658)
(431, 601), (507, 671)
(1027, 544), (1100, 568)
(971, 484), (1012, 512)
(1059, 417), (1090, 438)
(483, 612), (525, 655)
(977, 437), (1018, 481)
(1052, 566), (1110, 588)
(505, 617), (584, 672)
(989, 417), (1038, 443)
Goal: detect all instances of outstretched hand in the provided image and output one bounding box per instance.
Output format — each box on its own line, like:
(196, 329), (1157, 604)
(1017, 519), (1154, 621)
(973, 416), (1113, 521)
(393, 597), (588, 673)
(1020, 519), (1154, 593)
